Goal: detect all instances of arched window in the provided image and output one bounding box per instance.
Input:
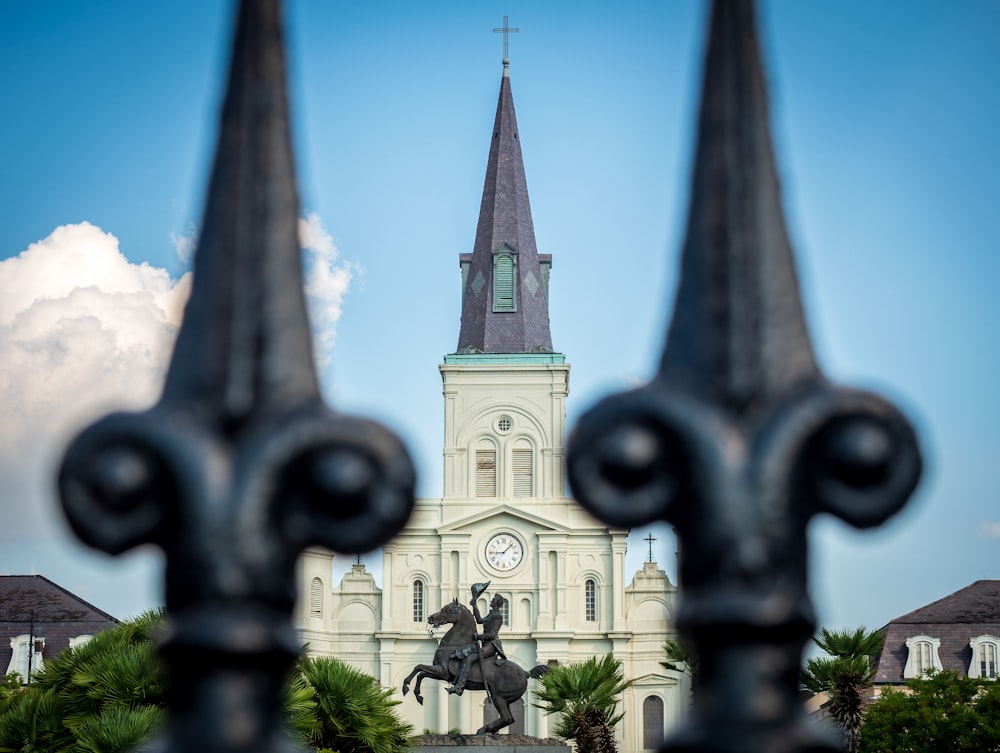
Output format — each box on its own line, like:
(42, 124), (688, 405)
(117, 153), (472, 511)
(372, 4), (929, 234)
(520, 598), (532, 630)
(493, 253), (515, 312)
(500, 597), (510, 627)
(642, 695), (664, 750)
(970, 635), (1000, 679)
(309, 577), (323, 619)
(475, 440), (497, 497)
(585, 579), (597, 622)
(413, 579), (425, 623)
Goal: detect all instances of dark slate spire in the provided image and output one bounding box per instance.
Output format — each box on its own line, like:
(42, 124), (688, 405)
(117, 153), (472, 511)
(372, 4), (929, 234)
(456, 61), (553, 354)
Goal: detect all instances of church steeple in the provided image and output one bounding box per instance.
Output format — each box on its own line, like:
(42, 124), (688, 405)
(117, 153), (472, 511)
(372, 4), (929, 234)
(455, 60), (553, 354)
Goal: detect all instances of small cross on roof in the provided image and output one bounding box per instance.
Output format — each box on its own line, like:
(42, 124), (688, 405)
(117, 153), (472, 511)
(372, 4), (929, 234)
(493, 16), (519, 62)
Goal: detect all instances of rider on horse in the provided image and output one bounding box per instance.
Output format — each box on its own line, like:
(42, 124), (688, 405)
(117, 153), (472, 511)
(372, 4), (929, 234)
(447, 582), (507, 695)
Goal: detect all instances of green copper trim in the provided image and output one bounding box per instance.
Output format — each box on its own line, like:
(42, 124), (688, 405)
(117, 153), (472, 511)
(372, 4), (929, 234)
(443, 353), (566, 365)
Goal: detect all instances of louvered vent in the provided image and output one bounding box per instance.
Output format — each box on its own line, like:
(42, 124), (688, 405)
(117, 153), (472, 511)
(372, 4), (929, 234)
(494, 255), (515, 311)
(512, 448), (533, 497)
(309, 577), (323, 619)
(476, 449), (497, 497)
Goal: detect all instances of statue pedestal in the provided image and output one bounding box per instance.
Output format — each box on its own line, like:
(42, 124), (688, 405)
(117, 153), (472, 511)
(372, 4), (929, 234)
(413, 734), (570, 753)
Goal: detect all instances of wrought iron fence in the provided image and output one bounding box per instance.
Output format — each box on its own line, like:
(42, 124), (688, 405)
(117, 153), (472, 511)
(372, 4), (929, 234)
(57, 1), (921, 752)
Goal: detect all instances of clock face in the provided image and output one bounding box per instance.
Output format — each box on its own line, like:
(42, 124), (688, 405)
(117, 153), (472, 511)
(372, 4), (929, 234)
(485, 533), (524, 572)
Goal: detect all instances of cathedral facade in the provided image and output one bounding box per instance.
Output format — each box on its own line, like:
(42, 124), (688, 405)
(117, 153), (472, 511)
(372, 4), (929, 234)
(296, 59), (685, 750)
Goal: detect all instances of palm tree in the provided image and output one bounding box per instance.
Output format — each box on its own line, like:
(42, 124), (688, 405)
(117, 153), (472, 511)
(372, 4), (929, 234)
(660, 637), (698, 686)
(533, 655), (633, 753)
(0, 614), (415, 753)
(801, 626), (884, 753)
(71, 705), (165, 753)
(0, 684), (65, 753)
(0, 610), (167, 753)
(296, 656), (412, 753)
(828, 668), (866, 753)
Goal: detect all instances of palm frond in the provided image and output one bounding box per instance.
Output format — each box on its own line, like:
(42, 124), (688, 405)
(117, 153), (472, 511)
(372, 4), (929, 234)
(813, 627), (884, 664)
(298, 656), (412, 753)
(68, 705), (163, 753)
(533, 655), (632, 752)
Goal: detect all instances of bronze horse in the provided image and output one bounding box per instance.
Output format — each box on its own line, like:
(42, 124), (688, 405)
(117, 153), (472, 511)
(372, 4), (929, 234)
(402, 599), (549, 734)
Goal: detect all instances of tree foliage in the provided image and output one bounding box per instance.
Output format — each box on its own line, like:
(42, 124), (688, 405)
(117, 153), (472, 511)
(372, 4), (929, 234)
(0, 613), (411, 753)
(801, 626), (884, 753)
(294, 656), (412, 753)
(801, 626), (884, 693)
(660, 637), (697, 683)
(0, 676), (22, 697)
(859, 670), (1000, 753)
(0, 609), (166, 753)
(533, 655), (632, 753)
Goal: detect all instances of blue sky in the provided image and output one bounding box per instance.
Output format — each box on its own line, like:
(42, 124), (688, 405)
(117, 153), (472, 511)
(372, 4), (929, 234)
(1, 1), (998, 637)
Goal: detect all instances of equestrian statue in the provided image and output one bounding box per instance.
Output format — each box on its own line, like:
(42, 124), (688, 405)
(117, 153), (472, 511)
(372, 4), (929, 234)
(402, 582), (549, 734)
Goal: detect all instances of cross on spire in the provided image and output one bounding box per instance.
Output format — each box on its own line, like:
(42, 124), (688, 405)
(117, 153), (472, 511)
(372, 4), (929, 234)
(493, 16), (519, 62)
(644, 532), (657, 563)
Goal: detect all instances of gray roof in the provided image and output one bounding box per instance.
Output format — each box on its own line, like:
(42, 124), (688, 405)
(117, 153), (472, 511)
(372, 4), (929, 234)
(455, 63), (553, 354)
(873, 580), (1000, 684)
(0, 574), (119, 675)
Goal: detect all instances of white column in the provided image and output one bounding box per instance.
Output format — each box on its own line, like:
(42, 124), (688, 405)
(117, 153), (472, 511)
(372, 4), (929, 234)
(458, 692), (468, 733)
(612, 533), (627, 631)
(382, 550), (394, 629)
(554, 543), (569, 631)
(436, 682), (448, 734)
(537, 549), (549, 628)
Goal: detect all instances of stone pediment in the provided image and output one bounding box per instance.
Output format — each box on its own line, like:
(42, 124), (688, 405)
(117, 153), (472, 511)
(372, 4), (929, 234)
(437, 503), (570, 535)
(632, 671), (679, 687)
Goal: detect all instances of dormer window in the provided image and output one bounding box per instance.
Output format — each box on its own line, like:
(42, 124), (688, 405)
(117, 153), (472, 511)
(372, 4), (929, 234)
(903, 635), (942, 679)
(6, 635), (44, 683)
(969, 635), (1000, 679)
(493, 246), (517, 312)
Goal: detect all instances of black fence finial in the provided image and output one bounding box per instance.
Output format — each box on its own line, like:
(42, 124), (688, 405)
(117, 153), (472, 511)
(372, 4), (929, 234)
(58, 2), (416, 751)
(567, 2), (921, 751)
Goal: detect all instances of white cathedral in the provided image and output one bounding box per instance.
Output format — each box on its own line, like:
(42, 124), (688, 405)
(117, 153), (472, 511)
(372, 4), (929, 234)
(295, 58), (686, 751)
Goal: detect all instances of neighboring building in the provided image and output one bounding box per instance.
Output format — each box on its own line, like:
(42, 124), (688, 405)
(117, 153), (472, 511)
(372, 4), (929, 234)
(873, 580), (1000, 689)
(296, 58), (683, 750)
(1, 574), (118, 683)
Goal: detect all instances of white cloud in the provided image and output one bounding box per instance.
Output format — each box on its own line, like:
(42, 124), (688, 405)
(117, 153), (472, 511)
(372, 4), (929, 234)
(0, 216), (355, 546)
(979, 522), (1000, 539)
(170, 222), (198, 265)
(0, 222), (187, 328)
(0, 216), (354, 615)
(0, 223), (192, 542)
(299, 212), (358, 371)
